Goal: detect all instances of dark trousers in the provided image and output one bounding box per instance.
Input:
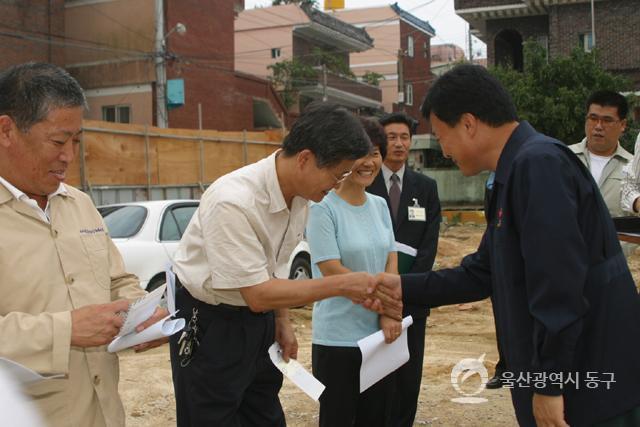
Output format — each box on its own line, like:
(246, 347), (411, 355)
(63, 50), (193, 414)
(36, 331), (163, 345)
(169, 286), (285, 427)
(312, 344), (393, 427)
(388, 315), (427, 427)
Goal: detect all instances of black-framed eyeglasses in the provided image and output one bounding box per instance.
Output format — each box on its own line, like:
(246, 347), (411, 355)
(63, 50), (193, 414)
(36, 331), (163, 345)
(586, 114), (621, 127)
(331, 170), (352, 184)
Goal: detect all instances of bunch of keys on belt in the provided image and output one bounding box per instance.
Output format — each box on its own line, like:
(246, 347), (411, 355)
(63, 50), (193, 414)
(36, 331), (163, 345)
(177, 307), (199, 367)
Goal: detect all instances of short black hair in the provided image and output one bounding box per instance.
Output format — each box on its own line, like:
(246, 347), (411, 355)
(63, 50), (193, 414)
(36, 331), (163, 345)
(421, 64), (518, 127)
(379, 112), (418, 136)
(0, 62), (86, 132)
(586, 90), (628, 119)
(282, 102), (371, 167)
(360, 117), (387, 159)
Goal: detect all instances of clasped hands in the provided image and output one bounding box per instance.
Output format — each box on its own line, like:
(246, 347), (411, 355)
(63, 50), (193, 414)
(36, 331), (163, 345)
(345, 272), (403, 321)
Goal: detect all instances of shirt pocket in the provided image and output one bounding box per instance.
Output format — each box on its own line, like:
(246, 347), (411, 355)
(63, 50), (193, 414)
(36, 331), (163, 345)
(80, 233), (111, 289)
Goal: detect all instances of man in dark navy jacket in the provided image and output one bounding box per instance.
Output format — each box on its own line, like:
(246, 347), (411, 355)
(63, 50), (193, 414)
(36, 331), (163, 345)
(367, 112), (440, 427)
(373, 65), (640, 426)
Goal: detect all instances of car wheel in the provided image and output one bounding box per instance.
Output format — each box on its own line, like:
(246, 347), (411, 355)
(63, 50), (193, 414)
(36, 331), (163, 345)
(290, 256), (311, 280)
(146, 275), (166, 292)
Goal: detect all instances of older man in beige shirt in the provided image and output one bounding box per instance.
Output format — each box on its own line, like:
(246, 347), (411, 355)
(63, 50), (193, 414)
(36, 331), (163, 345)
(0, 63), (165, 427)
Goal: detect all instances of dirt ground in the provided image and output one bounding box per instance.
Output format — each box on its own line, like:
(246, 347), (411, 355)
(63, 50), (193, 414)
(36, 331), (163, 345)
(119, 224), (640, 426)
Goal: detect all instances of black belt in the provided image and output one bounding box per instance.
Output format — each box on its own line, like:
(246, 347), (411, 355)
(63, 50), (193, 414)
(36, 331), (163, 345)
(176, 275), (270, 316)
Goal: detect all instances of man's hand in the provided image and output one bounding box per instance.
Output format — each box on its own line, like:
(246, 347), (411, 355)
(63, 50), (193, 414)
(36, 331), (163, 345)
(379, 315), (402, 344)
(71, 300), (130, 347)
(532, 393), (569, 427)
(275, 310), (298, 362)
(340, 272), (377, 303)
(132, 307), (170, 352)
(361, 273), (403, 320)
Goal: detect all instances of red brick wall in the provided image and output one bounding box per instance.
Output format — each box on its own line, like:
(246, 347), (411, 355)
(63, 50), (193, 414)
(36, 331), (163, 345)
(485, 14), (548, 67)
(0, 0), (65, 68)
(549, 0), (640, 87)
(455, 0), (518, 9)
(465, 0), (640, 90)
(396, 20), (433, 134)
(165, 0), (242, 130)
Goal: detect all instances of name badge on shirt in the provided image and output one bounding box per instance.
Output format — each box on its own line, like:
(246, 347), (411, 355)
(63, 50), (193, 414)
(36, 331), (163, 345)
(408, 199), (426, 222)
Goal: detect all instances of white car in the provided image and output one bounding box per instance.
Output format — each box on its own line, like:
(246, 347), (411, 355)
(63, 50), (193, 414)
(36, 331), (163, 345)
(98, 200), (312, 291)
(98, 200), (199, 291)
(286, 240), (311, 280)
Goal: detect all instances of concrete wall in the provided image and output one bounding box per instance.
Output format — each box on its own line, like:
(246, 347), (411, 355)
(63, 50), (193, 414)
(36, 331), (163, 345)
(422, 168), (490, 207)
(84, 84), (153, 125)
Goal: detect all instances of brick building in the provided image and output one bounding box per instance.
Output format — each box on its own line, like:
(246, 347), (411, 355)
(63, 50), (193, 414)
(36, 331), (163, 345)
(61, 0), (287, 131)
(235, 4), (382, 114)
(0, 0), (65, 68)
(455, 0), (640, 89)
(330, 3), (436, 134)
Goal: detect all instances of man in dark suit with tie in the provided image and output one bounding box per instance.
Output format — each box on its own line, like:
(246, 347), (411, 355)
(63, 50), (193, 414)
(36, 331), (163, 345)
(367, 112), (441, 426)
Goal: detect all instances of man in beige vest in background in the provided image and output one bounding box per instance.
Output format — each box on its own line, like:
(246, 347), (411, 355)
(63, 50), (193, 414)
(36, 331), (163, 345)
(0, 62), (166, 426)
(570, 90), (632, 217)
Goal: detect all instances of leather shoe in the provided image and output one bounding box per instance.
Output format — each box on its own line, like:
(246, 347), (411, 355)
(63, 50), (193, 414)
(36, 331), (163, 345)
(485, 372), (503, 389)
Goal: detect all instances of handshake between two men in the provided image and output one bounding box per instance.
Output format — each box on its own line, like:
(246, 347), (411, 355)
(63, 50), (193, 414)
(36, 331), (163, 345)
(342, 272), (403, 321)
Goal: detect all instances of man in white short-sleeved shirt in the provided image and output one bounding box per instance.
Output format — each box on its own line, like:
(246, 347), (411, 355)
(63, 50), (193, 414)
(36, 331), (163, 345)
(170, 102), (403, 427)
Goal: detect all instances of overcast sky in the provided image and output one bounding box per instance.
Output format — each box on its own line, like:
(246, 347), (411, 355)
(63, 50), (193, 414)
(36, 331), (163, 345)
(243, 0), (487, 58)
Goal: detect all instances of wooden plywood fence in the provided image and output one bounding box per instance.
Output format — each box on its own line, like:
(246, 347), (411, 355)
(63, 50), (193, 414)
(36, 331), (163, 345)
(66, 120), (283, 193)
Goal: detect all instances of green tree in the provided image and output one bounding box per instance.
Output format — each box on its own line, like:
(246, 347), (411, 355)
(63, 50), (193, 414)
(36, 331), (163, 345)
(267, 59), (317, 109)
(361, 70), (385, 87)
(268, 48), (356, 109)
(490, 41), (637, 151)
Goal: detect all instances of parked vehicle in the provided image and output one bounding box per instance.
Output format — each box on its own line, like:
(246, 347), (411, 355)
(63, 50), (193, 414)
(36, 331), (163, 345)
(98, 200), (312, 291)
(98, 200), (199, 291)
(287, 240), (311, 280)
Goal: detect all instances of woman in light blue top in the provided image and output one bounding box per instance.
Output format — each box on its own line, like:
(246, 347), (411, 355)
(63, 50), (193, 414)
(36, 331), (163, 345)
(306, 118), (400, 427)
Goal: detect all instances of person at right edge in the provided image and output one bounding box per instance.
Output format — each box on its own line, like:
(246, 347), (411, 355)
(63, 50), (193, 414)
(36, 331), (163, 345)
(367, 111), (441, 427)
(371, 64), (640, 426)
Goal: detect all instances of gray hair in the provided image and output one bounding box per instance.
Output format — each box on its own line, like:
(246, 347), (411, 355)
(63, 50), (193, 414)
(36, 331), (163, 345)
(0, 62), (87, 132)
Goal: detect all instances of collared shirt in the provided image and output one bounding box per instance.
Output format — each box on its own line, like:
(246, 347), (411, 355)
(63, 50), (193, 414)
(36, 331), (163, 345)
(569, 137), (632, 217)
(381, 163), (405, 193)
(621, 132), (640, 213)
(0, 176), (67, 223)
(0, 182), (145, 427)
(173, 151), (308, 306)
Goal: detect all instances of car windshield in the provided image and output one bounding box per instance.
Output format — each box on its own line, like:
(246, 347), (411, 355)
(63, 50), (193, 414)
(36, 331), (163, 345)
(98, 205), (148, 238)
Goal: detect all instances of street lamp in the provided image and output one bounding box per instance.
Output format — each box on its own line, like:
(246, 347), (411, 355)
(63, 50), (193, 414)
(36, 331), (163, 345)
(155, 0), (187, 128)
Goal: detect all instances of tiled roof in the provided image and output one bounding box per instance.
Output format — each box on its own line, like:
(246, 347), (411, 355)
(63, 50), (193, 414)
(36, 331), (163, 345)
(302, 5), (373, 47)
(390, 2), (436, 36)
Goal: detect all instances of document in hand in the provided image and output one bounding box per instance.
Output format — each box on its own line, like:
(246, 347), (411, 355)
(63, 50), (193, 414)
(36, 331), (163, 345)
(268, 342), (325, 401)
(107, 269), (185, 352)
(357, 315), (413, 393)
(0, 357), (64, 385)
(396, 242), (417, 274)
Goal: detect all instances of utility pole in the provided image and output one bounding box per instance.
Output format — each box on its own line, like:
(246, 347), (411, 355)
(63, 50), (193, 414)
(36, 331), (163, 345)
(322, 63), (328, 102)
(155, 0), (168, 128)
(397, 49), (404, 109)
(590, 0), (596, 49)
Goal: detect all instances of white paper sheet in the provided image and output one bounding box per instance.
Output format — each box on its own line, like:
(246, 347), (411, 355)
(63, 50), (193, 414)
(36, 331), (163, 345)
(108, 314), (185, 353)
(117, 283), (167, 337)
(0, 357), (63, 386)
(108, 273), (185, 353)
(165, 265), (177, 314)
(268, 342), (325, 401)
(358, 315), (413, 393)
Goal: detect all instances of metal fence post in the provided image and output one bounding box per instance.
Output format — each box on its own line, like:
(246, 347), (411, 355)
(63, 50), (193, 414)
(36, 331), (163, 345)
(144, 125), (151, 200)
(242, 129), (248, 165)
